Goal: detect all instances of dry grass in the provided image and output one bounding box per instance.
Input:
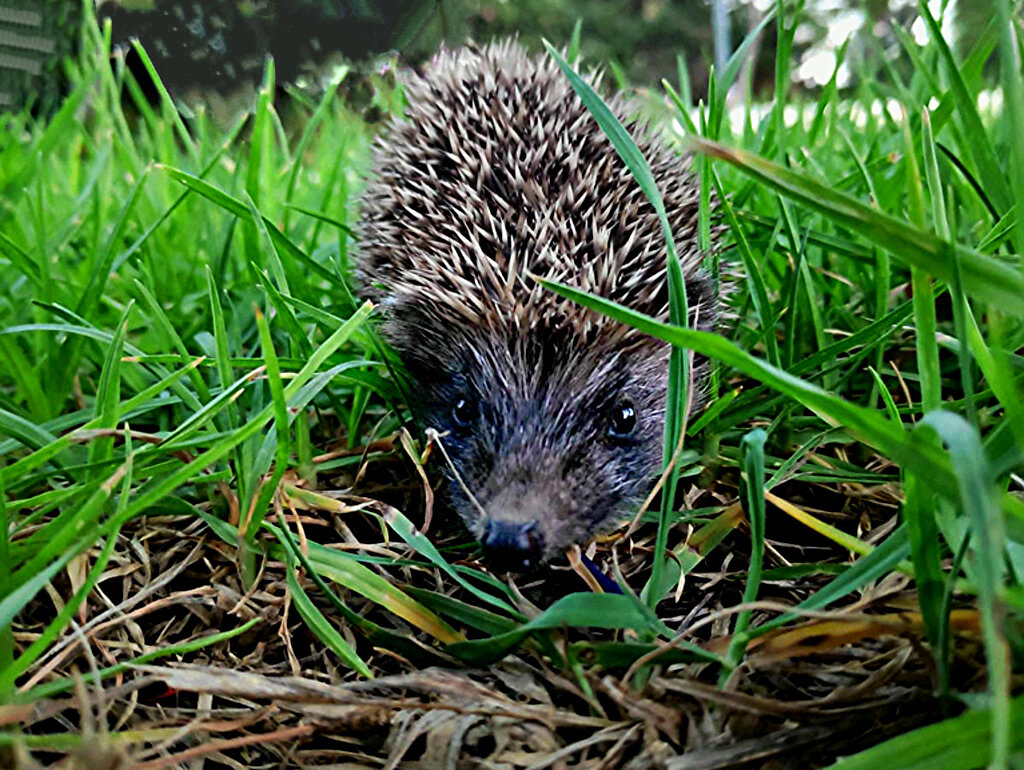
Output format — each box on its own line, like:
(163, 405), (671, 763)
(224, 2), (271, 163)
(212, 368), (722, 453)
(5, 442), (988, 768)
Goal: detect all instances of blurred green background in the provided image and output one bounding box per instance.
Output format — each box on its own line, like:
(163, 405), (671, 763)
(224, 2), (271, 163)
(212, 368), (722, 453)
(0, 0), (999, 117)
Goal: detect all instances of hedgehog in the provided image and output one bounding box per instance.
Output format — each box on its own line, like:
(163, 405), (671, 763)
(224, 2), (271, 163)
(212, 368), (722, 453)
(357, 39), (712, 572)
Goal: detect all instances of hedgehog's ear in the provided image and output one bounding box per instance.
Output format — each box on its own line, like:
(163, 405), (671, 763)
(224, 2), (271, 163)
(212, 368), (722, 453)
(378, 297), (462, 382)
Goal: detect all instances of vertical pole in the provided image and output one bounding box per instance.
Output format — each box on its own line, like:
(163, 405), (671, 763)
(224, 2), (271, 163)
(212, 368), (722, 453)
(712, 0), (731, 75)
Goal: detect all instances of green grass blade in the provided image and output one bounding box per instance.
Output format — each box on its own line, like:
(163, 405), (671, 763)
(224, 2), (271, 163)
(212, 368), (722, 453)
(87, 302), (132, 476)
(920, 411), (1010, 767)
(541, 40), (692, 612)
(711, 8), (775, 137)
(75, 167), (151, 318)
(21, 618), (262, 702)
(0, 231), (41, 287)
(902, 452), (947, 692)
(241, 305), (291, 555)
(284, 204), (355, 236)
(768, 0), (794, 158)
(688, 138), (1024, 316)
(868, 368), (901, 424)
(405, 587), (519, 636)
(446, 593), (720, 666)
(252, 266), (314, 360)
(902, 109), (942, 413)
(244, 192), (289, 293)
(724, 428), (767, 673)
(918, 0), (1012, 221)
(996, 0), (1024, 242)
(826, 695), (1024, 770)
(534, 277), (961, 502)
(159, 166), (336, 285)
(712, 171), (779, 366)
(285, 561), (373, 678)
(0, 409), (60, 457)
(129, 40), (197, 159)
(246, 58), (275, 209)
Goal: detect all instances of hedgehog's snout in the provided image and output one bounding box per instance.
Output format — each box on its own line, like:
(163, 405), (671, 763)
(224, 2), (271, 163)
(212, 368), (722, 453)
(481, 519), (543, 572)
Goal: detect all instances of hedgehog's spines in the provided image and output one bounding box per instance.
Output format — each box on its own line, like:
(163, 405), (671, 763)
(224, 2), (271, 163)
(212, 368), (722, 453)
(358, 39), (707, 348)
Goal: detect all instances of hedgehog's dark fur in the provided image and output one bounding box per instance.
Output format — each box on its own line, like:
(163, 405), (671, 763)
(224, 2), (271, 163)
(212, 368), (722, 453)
(358, 40), (712, 570)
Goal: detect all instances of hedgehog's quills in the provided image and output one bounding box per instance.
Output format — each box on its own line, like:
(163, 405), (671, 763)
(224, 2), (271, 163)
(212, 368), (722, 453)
(358, 40), (713, 571)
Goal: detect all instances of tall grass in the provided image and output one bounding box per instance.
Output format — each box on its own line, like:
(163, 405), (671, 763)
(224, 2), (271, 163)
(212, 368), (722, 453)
(0, 1), (1021, 767)
(0, 2), (402, 700)
(541, 2), (1024, 765)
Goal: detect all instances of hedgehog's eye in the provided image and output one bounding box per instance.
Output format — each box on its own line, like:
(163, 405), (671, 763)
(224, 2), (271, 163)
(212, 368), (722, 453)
(452, 396), (477, 431)
(608, 402), (637, 440)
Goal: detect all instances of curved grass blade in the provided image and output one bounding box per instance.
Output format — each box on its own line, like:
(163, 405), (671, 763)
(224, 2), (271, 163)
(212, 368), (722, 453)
(20, 618), (262, 701)
(0, 231), (41, 287)
(0, 444), (135, 692)
(712, 171), (780, 366)
(119, 303), (373, 523)
(239, 305), (291, 584)
(542, 39), (692, 611)
(826, 695), (1024, 770)
(404, 587), (519, 636)
(711, 8), (776, 138)
(158, 166), (336, 285)
(0, 410), (60, 457)
(129, 40), (196, 159)
(264, 523), (462, 645)
(900, 109), (942, 414)
(446, 592), (719, 666)
(285, 204), (355, 237)
(917, 0), (1012, 220)
(376, 500), (521, 618)
(203, 509), (451, 667)
(87, 304), (132, 477)
(688, 138), (1024, 316)
(919, 411), (1009, 767)
(285, 560), (373, 678)
(533, 277), (960, 501)
(996, 0), (1024, 241)
(724, 429), (767, 673)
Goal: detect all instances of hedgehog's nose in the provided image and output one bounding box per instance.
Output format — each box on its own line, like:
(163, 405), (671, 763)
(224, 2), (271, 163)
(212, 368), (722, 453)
(481, 520), (542, 572)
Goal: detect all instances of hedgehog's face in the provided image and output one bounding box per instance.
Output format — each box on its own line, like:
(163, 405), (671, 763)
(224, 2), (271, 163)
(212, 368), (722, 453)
(402, 323), (670, 571)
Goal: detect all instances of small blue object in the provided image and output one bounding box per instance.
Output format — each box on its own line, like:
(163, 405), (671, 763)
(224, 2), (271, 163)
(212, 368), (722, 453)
(579, 554), (622, 594)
